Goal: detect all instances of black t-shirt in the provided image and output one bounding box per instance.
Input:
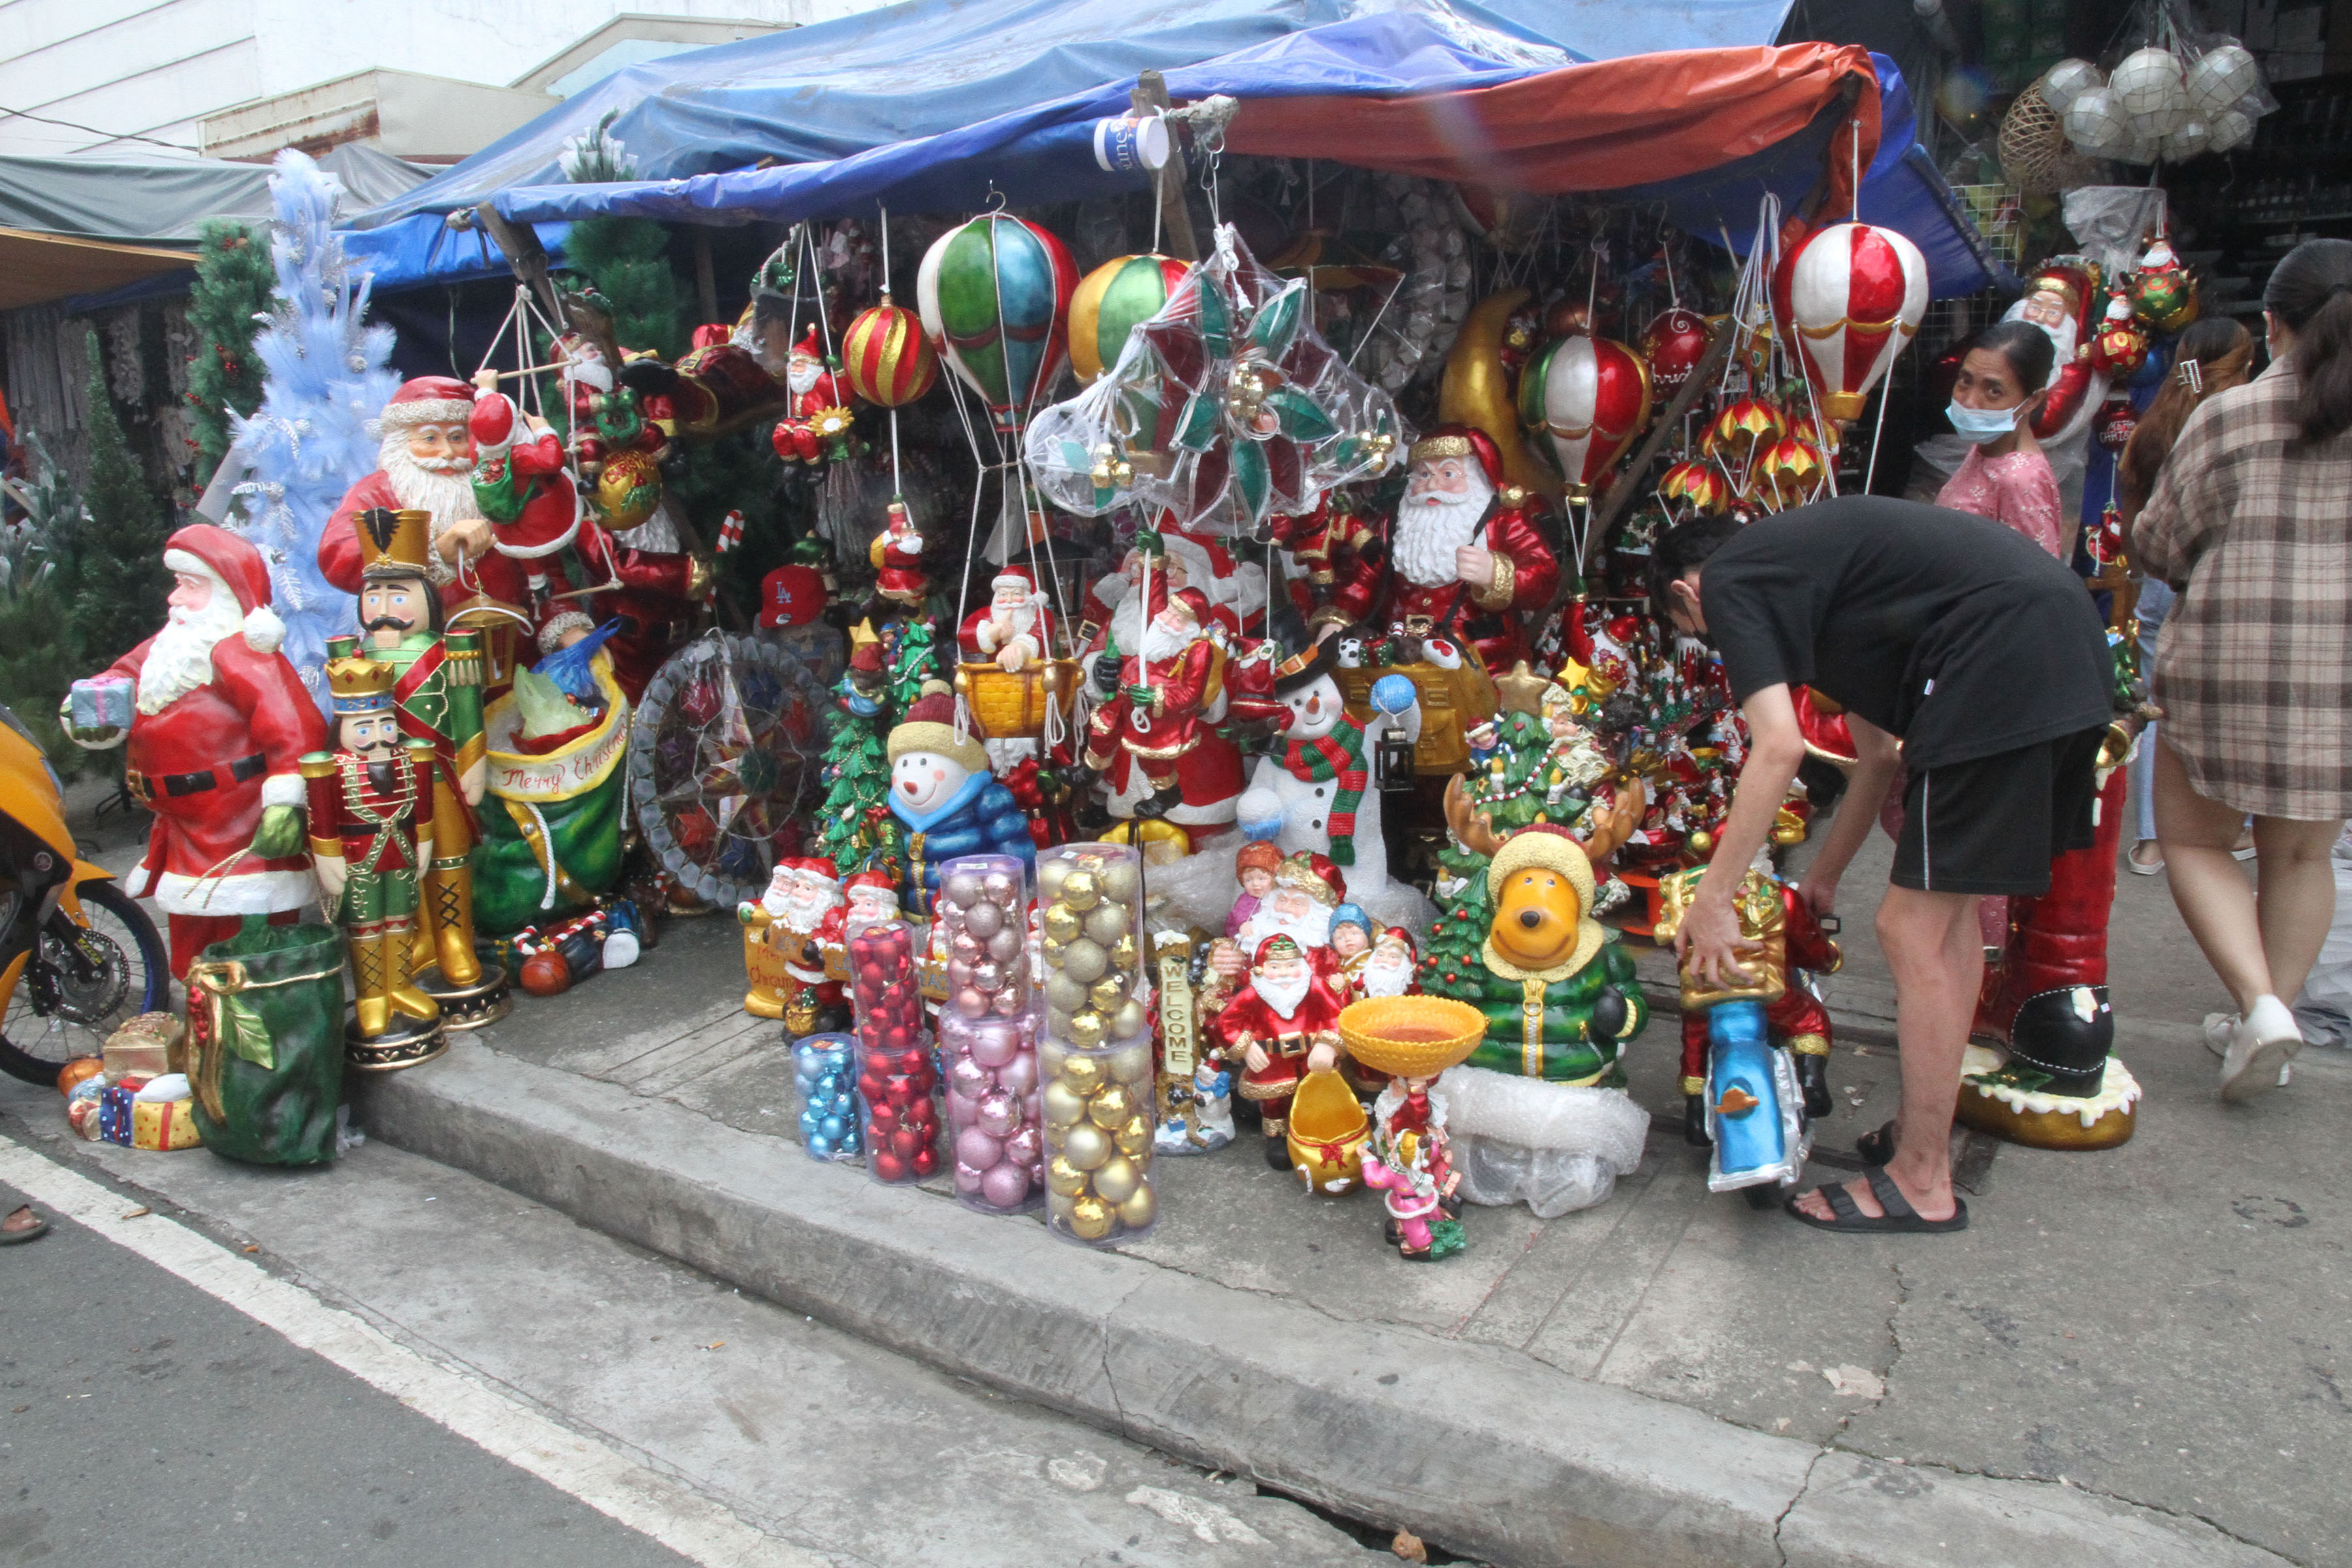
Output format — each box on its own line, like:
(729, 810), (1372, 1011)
(1698, 496), (2112, 770)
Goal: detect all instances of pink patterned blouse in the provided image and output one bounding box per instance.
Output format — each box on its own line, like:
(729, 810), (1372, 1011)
(1935, 444), (2065, 559)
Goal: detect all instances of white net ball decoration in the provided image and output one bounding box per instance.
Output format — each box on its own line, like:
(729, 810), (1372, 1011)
(2163, 118), (2212, 161)
(2114, 47), (2191, 139)
(2040, 58), (2106, 116)
(2065, 86), (2131, 154)
(2187, 44), (2261, 118)
(2209, 106), (2255, 153)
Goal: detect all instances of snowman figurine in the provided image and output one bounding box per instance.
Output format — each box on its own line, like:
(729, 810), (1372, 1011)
(1233, 643), (1420, 900)
(885, 687), (1037, 918)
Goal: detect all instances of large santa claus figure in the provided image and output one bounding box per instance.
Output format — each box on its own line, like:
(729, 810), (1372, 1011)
(1316, 425), (1560, 677)
(68, 526), (328, 977)
(1075, 543), (1249, 827)
(1080, 584), (1226, 822)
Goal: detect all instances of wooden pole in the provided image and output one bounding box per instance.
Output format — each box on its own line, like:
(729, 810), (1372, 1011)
(693, 228), (719, 326)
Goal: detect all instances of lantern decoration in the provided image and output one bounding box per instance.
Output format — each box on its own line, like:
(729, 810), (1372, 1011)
(1024, 223), (1402, 529)
(2187, 44), (2261, 118)
(2210, 107), (2255, 153)
(2064, 88), (2131, 154)
(2129, 238), (2199, 335)
(1707, 397), (1786, 466)
(2089, 291), (2150, 378)
(2162, 118), (2211, 162)
(2112, 48), (2190, 140)
(1658, 459), (1730, 517)
(1639, 308), (1712, 395)
(2040, 59), (2106, 116)
(1068, 254), (1190, 385)
(1754, 436), (1828, 511)
(1519, 333), (1652, 500)
(916, 214), (1079, 431)
(840, 294), (939, 408)
(1782, 222), (1929, 425)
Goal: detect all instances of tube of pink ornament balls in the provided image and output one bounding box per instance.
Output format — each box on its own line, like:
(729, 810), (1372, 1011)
(936, 854), (1044, 1213)
(848, 920), (938, 1184)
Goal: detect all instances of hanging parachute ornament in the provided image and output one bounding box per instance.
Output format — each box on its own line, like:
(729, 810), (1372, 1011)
(1023, 224), (1402, 531)
(1781, 222), (1929, 425)
(1754, 436), (1829, 511)
(840, 293), (938, 407)
(1068, 254), (1190, 385)
(1658, 459), (1730, 517)
(916, 214), (1078, 431)
(1518, 333), (1653, 502)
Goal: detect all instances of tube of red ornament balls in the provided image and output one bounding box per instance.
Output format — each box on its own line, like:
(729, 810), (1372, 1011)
(849, 921), (938, 1184)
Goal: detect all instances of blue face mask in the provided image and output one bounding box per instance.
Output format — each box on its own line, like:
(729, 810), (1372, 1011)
(1946, 400), (2021, 442)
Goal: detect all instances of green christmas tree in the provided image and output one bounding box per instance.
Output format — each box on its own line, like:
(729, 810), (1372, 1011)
(1418, 871), (1493, 1000)
(72, 330), (172, 670)
(887, 617), (938, 710)
(184, 219), (274, 489)
(561, 218), (686, 361)
(0, 432), (86, 773)
(816, 710), (896, 873)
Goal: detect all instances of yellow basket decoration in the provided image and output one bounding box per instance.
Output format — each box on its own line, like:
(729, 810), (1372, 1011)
(955, 659), (1081, 740)
(1286, 1068), (1371, 1195)
(1338, 996), (1487, 1079)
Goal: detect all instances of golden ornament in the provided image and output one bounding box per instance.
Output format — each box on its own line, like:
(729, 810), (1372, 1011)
(1043, 904), (1081, 943)
(1113, 1114), (1154, 1156)
(1117, 1183), (1158, 1229)
(1047, 1156), (1089, 1196)
(1068, 1194), (1117, 1241)
(1092, 1154), (1141, 1205)
(1060, 870), (1101, 911)
(1043, 1081), (1087, 1127)
(1065, 1011), (1106, 1049)
(1090, 1083), (1134, 1128)
(1062, 1120), (1112, 1171)
(1087, 977), (1128, 1011)
(1060, 1055), (1105, 1095)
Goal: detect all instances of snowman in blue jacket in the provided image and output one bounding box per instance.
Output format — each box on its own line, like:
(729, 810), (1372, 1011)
(887, 687), (1037, 918)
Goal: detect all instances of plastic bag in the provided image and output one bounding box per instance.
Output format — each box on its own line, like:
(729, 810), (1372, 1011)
(1435, 1065), (1649, 1217)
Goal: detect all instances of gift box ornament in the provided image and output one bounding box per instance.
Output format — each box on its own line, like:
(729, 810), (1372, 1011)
(68, 676), (134, 734)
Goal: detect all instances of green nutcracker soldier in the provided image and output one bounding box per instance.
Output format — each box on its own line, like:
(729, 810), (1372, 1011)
(331, 506), (508, 1026)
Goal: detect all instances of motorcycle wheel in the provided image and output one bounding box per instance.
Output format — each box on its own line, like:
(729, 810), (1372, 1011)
(0, 880), (169, 1086)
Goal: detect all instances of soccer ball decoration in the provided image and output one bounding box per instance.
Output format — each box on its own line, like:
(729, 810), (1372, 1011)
(2187, 44), (2261, 118)
(2112, 48), (2190, 140)
(1780, 222), (1929, 424)
(2040, 59), (2106, 116)
(2064, 88), (2131, 154)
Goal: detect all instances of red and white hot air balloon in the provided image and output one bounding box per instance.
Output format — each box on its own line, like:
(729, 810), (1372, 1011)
(1518, 333), (1653, 500)
(1782, 223), (1928, 424)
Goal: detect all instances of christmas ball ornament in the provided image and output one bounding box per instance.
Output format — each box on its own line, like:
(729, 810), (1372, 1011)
(1087, 977), (1128, 1012)
(2095, 397), (2138, 453)
(2130, 241), (2199, 334)
(2112, 48), (2189, 140)
(976, 1088), (1022, 1137)
(961, 899), (1003, 939)
(1658, 459), (1730, 517)
(1107, 933), (1139, 972)
(1780, 222), (1929, 423)
(1117, 1183), (1158, 1229)
(949, 1056), (991, 1098)
(956, 1126), (1004, 1169)
(1114, 1115), (1153, 1156)
(1109, 997), (1148, 1039)
(2210, 107), (2255, 153)
(1068, 1195), (1116, 1241)
(1065, 1010), (1105, 1049)
(1090, 1083), (1135, 1129)
(1520, 333), (1653, 500)
(2040, 58), (2106, 116)
(1637, 308), (1712, 395)
(1060, 1054), (1105, 1096)
(1059, 870), (1101, 911)
(841, 295), (939, 407)
(1062, 1121), (1111, 1171)
(983, 870), (1017, 902)
(2187, 44), (2261, 118)
(1098, 861), (1139, 904)
(593, 447), (663, 529)
(1093, 1154), (1141, 1205)
(1005, 1125), (1043, 1166)
(1047, 1155), (1088, 1196)
(1043, 1081), (1086, 1126)
(1107, 1041), (1152, 1083)
(1068, 253), (1190, 385)
(2089, 293), (2150, 376)
(2163, 118), (2211, 161)
(916, 213), (1079, 430)
(1044, 972), (1086, 1011)
(942, 870), (985, 908)
(2064, 87), (2130, 154)
(1058, 938), (1107, 984)
(1042, 904), (1081, 943)
(980, 1162), (1032, 1209)
(998, 1052), (1037, 1096)
(1708, 397), (1786, 464)
(1082, 903), (1129, 945)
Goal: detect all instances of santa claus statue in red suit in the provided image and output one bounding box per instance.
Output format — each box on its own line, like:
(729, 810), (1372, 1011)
(1360, 925), (1420, 1000)
(958, 566), (1054, 672)
(1080, 583), (1220, 821)
(768, 328), (858, 466)
(1316, 425), (1560, 676)
(1207, 932), (1350, 1168)
(741, 855), (847, 1031)
(67, 526), (328, 977)
(1201, 849), (1349, 1016)
(868, 500), (928, 611)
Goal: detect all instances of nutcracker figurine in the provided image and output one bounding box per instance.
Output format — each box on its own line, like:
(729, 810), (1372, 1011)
(302, 655), (448, 1070)
(331, 506), (508, 1028)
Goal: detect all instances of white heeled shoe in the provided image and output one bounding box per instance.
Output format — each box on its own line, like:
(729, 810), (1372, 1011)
(2219, 996), (2302, 1102)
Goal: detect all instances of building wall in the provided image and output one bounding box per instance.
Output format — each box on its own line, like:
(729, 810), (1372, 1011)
(0, 0), (868, 159)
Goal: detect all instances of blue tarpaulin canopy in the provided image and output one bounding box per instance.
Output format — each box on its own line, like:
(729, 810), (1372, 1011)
(353, 0), (1999, 297)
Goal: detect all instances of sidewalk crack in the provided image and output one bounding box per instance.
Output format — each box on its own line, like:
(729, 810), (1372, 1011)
(1771, 1446), (1829, 1568)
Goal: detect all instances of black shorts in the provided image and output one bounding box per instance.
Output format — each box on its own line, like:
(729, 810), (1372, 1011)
(1891, 726), (2106, 896)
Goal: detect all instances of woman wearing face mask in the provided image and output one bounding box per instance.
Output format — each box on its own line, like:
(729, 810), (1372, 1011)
(2132, 237), (2352, 1100)
(1935, 320), (2066, 558)
(2114, 316), (2256, 876)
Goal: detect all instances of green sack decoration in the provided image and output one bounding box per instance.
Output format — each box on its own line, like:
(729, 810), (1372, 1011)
(186, 917), (347, 1166)
(475, 651), (630, 934)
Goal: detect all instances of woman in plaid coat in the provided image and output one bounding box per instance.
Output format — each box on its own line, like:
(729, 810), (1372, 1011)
(2132, 238), (2352, 1100)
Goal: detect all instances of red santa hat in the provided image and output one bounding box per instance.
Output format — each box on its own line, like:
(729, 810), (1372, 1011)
(1252, 932), (1305, 968)
(372, 376), (475, 435)
(888, 689), (990, 776)
(1406, 423), (1503, 489)
(1375, 926), (1417, 955)
(787, 855), (840, 883)
(844, 868), (898, 901)
(1160, 585), (1211, 627)
(791, 326), (824, 362)
(991, 565), (1039, 600)
(161, 523), (284, 655)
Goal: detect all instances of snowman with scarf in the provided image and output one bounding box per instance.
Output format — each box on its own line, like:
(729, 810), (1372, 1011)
(1234, 642), (1420, 904)
(887, 685), (1037, 918)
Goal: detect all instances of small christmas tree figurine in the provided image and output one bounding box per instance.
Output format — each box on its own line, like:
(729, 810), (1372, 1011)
(1417, 874), (1493, 1002)
(184, 219), (274, 489)
(817, 707), (896, 872)
(886, 615), (938, 711)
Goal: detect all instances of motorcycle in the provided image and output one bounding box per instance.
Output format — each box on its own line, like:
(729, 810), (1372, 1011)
(0, 704), (168, 1085)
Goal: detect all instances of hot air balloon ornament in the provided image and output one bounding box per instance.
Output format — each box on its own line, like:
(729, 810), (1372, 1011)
(1518, 333), (1653, 503)
(1782, 222), (1929, 425)
(1024, 223), (1402, 530)
(917, 214), (1079, 433)
(1068, 255), (1190, 386)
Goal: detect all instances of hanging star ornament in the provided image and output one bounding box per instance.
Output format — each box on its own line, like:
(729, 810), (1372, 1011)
(1025, 223), (1403, 533)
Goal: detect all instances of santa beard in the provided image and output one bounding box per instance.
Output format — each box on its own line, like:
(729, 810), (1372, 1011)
(1139, 618), (1196, 663)
(379, 433), (482, 581)
(1362, 954), (1414, 998)
(1242, 899), (1331, 954)
(787, 358), (822, 397)
(777, 885), (841, 935)
(1256, 968), (1313, 1019)
(1393, 482), (1494, 589)
(139, 597), (243, 716)
(983, 602), (1037, 647)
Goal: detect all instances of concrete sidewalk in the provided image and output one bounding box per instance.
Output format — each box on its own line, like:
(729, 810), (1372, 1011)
(28, 787), (2347, 1565)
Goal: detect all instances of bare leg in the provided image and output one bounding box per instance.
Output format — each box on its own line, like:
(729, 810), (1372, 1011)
(1793, 885), (1976, 1223)
(2153, 738), (2272, 1010)
(2253, 815), (2348, 1005)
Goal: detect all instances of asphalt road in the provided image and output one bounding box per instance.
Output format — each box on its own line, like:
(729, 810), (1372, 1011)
(0, 1175), (692, 1568)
